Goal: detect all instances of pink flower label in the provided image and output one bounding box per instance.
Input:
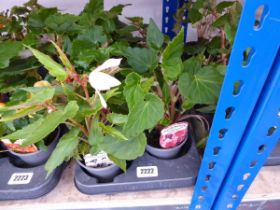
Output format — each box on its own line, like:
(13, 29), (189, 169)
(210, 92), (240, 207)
(160, 122), (189, 149)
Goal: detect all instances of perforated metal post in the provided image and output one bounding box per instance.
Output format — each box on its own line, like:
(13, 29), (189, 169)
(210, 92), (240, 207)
(190, 0), (280, 209)
(162, 0), (188, 39)
(213, 49), (280, 210)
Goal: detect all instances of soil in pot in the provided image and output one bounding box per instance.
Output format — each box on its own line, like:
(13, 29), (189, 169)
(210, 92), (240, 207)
(3, 126), (61, 167)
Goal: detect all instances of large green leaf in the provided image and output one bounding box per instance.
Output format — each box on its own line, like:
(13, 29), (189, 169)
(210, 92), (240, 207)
(178, 66), (223, 105)
(161, 58), (183, 81)
(124, 93), (164, 137)
(28, 8), (58, 33)
(123, 73), (145, 110)
(107, 113), (128, 125)
(0, 106), (44, 122)
(2, 101), (79, 145)
(82, 0), (104, 14)
(27, 46), (67, 81)
(99, 123), (128, 141)
(147, 19), (164, 50)
(88, 118), (103, 147)
(125, 47), (158, 73)
(216, 1), (235, 13)
(0, 57), (39, 77)
(100, 133), (146, 160)
(182, 57), (201, 74)
(45, 13), (80, 34)
(77, 27), (107, 45)
(0, 41), (23, 69)
(0, 87), (55, 111)
(45, 128), (80, 175)
(161, 28), (184, 81)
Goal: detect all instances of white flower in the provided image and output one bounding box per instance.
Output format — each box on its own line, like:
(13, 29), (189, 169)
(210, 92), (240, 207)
(89, 58), (122, 108)
(94, 58), (122, 72)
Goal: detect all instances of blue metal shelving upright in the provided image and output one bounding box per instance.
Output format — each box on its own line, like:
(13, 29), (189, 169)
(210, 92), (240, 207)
(189, 0), (280, 209)
(162, 0), (188, 40)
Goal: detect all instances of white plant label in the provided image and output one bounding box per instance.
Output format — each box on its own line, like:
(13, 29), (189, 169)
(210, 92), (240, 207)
(8, 172), (33, 185)
(136, 166), (158, 178)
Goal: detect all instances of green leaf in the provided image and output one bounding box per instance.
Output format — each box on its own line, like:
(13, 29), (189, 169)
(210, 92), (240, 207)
(28, 8), (58, 33)
(161, 28), (184, 81)
(0, 106), (44, 122)
(0, 41), (23, 69)
(125, 47), (158, 73)
(0, 57), (39, 77)
(161, 58), (183, 81)
(107, 113), (128, 125)
(99, 123), (128, 141)
(182, 100), (194, 110)
(1, 117), (44, 140)
(1, 87), (55, 111)
(27, 46), (67, 81)
(21, 87), (55, 104)
(37, 140), (48, 151)
(147, 19), (164, 50)
(109, 4), (129, 17)
(2, 101), (79, 146)
(108, 155), (126, 172)
(140, 77), (155, 93)
(216, 1), (235, 13)
(82, 0), (103, 14)
(188, 9), (203, 24)
(51, 41), (74, 72)
(77, 27), (107, 45)
(183, 57), (202, 74)
(88, 118), (103, 146)
(45, 128), (80, 175)
(224, 22), (236, 45)
(124, 93), (164, 137)
(178, 66), (223, 105)
(100, 133), (147, 160)
(123, 73), (145, 110)
(212, 14), (230, 28)
(45, 13), (80, 34)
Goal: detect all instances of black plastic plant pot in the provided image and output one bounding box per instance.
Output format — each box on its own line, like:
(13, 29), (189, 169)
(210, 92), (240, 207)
(146, 138), (188, 159)
(77, 160), (122, 182)
(6, 126), (61, 167)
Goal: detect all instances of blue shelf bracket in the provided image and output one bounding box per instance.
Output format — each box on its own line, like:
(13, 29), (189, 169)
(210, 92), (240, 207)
(190, 0), (280, 209)
(162, 0), (188, 39)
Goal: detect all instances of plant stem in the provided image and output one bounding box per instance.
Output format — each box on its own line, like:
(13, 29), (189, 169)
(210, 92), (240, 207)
(169, 84), (178, 123)
(69, 119), (89, 137)
(79, 137), (90, 145)
(82, 84), (90, 101)
(220, 28), (227, 65)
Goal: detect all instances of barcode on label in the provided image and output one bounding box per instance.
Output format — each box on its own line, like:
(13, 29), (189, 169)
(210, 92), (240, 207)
(136, 166), (158, 178)
(8, 172), (33, 185)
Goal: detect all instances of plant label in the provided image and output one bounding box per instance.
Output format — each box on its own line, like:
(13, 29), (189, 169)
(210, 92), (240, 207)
(8, 172), (33, 185)
(136, 166), (158, 178)
(160, 122), (189, 148)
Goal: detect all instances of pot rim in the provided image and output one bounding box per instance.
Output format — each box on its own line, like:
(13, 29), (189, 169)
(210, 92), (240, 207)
(77, 159), (119, 172)
(5, 126), (61, 157)
(147, 136), (188, 151)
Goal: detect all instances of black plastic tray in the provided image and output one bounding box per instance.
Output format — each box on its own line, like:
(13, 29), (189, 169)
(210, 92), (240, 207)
(74, 137), (201, 195)
(265, 140), (280, 166)
(0, 156), (65, 201)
